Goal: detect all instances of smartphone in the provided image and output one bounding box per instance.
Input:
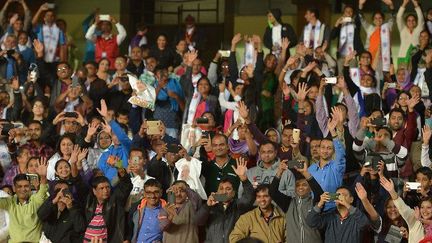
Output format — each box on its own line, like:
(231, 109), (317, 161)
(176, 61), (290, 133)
(292, 128), (300, 144)
(147, 120), (162, 135)
(46, 3), (55, 9)
(99, 14), (110, 21)
(132, 156), (140, 166)
(196, 117), (209, 124)
(167, 144), (180, 153)
(342, 17), (352, 23)
(64, 112), (78, 118)
(213, 193), (230, 202)
(328, 193), (340, 201)
(167, 191), (176, 204)
(26, 173), (39, 191)
(218, 50), (231, 58)
(387, 82), (397, 88)
(287, 160), (304, 169)
(71, 76), (80, 88)
(406, 182), (421, 190)
(12, 122), (24, 129)
(201, 131), (210, 138)
(1, 123), (14, 136)
(364, 154), (382, 171)
(62, 188), (72, 198)
(120, 76), (129, 82)
(324, 77), (337, 84)
(371, 117), (386, 127)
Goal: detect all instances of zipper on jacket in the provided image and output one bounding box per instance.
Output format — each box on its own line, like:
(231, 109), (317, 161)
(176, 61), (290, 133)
(298, 198), (304, 243)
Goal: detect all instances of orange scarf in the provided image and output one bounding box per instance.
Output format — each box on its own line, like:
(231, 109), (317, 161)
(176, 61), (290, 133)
(369, 27), (381, 66)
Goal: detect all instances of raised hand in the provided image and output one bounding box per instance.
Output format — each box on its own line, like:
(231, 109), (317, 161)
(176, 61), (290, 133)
(407, 94), (420, 112)
(355, 182), (368, 201)
(294, 160), (310, 178)
(87, 121), (99, 138)
(327, 117), (338, 134)
(281, 37), (290, 50)
(423, 125), (432, 145)
(77, 148), (89, 162)
(238, 101), (250, 121)
(411, 0), (419, 7)
(380, 177), (397, 199)
(296, 82), (309, 102)
(231, 33), (242, 47)
(382, 0), (394, 9)
(207, 193), (218, 206)
(218, 82), (226, 93)
(69, 144), (80, 164)
(331, 106), (344, 125)
(232, 156), (248, 181)
(282, 82), (291, 98)
(96, 99), (108, 118)
(33, 39), (44, 58)
(335, 76), (347, 91)
(344, 51), (356, 65)
(36, 157), (48, 180)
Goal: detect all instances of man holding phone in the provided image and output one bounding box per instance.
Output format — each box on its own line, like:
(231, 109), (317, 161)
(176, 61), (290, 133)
(306, 186), (369, 243)
(126, 148), (153, 210)
(196, 157), (255, 243)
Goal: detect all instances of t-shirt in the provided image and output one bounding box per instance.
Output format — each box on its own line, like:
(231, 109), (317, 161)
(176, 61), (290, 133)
(83, 203), (108, 242)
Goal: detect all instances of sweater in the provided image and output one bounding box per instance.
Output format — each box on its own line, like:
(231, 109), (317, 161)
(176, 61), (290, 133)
(0, 183), (49, 243)
(396, 6), (424, 59)
(393, 197), (425, 243)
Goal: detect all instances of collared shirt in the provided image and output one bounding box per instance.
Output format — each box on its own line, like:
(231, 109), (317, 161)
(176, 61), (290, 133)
(137, 205), (163, 243)
(308, 139), (346, 211)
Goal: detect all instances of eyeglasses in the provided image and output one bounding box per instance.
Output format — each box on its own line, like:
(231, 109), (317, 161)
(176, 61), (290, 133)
(57, 67), (68, 72)
(221, 65), (229, 68)
(145, 191), (160, 197)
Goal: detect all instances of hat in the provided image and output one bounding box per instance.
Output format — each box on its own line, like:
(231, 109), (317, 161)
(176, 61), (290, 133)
(269, 8), (282, 24)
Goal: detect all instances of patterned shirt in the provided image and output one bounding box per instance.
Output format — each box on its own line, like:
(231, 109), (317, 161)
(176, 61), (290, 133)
(1, 163), (19, 186)
(84, 203), (108, 242)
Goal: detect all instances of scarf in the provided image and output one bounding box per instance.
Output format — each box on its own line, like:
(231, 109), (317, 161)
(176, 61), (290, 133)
(42, 23), (60, 62)
(339, 22), (355, 56)
(228, 137), (252, 154)
(369, 24), (391, 72)
(303, 20), (324, 49)
(186, 73), (202, 124)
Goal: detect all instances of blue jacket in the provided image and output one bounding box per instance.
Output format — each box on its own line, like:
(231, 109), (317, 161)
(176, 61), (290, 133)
(98, 120), (132, 185)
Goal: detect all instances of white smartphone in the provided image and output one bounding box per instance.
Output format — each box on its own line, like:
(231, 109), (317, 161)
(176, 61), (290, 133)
(218, 50), (231, 58)
(406, 182), (421, 190)
(325, 77), (337, 84)
(46, 3), (55, 9)
(387, 83), (397, 88)
(99, 15), (110, 21)
(342, 17), (352, 23)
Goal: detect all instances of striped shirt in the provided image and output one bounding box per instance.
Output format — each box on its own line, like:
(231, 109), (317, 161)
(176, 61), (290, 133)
(84, 203), (108, 242)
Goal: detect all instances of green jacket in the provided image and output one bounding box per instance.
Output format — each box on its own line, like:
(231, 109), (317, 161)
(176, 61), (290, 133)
(229, 206), (286, 243)
(0, 184), (48, 243)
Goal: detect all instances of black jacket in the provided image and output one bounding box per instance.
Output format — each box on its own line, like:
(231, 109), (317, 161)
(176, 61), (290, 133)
(330, 15), (364, 58)
(195, 179), (255, 243)
(84, 172), (133, 243)
(263, 23), (297, 58)
(37, 200), (86, 243)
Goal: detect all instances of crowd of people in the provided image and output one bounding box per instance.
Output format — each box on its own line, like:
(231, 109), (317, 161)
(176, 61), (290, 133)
(1, 0), (432, 242)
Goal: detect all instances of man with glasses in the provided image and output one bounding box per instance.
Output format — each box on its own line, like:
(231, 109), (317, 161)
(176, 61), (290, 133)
(9, 120), (54, 158)
(128, 179), (165, 243)
(49, 62), (74, 106)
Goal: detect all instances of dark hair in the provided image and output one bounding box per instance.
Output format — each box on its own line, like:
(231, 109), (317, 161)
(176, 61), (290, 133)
(98, 58), (111, 67)
(405, 13), (418, 23)
(336, 185), (353, 197)
(172, 180), (189, 188)
(389, 108), (407, 120)
(377, 126), (393, 138)
(372, 11), (385, 21)
(129, 148), (149, 162)
(140, 44), (150, 51)
(91, 176), (111, 189)
(115, 55), (128, 63)
(13, 173), (29, 185)
(56, 134), (76, 157)
(381, 198), (408, 238)
(255, 184), (270, 195)
(282, 124), (296, 132)
(84, 60), (98, 69)
(144, 178), (162, 190)
(28, 120), (42, 129)
(416, 167), (432, 180)
(212, 133), (229, 145)
(117, 109), (129, 117)
(307, 7), (320, 19)
(370, 109), (384, 117)
(218, 177), (235, 188)
(136, 22), (147, 32)
(56, 61), (71, 70)
(0, 185), (13, 193)
(26, 157), (39, 169)
(54, 159), (70, 173)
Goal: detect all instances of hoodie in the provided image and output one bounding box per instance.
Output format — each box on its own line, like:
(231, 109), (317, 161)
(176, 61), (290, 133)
(238, 159), (296, 197)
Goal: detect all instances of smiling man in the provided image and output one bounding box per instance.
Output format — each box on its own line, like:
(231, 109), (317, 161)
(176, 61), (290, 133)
(0, 158), (49, 243)
(229, 184), (286, 243)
